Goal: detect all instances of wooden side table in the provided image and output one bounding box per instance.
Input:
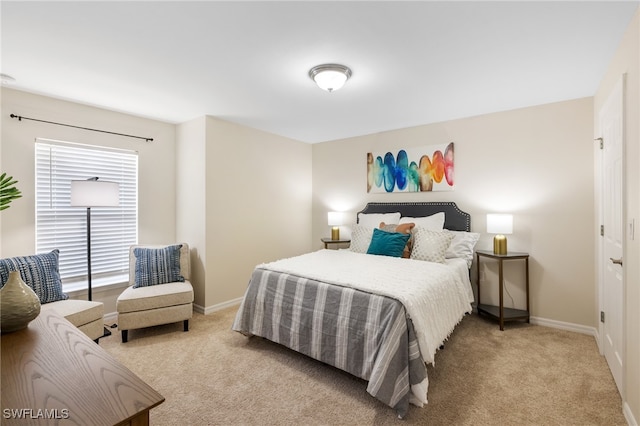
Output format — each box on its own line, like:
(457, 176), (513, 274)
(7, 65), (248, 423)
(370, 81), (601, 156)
(476, 249), (530, 330)
(1, 310), (164, 425)
(321, 238), (350, 249)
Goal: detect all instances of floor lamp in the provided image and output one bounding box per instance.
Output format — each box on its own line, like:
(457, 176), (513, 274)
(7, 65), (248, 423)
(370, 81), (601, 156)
(71, 177), (120, 337)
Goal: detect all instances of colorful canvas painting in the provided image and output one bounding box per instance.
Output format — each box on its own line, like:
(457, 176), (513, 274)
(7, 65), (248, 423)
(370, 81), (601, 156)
(367, 142), (454, 193)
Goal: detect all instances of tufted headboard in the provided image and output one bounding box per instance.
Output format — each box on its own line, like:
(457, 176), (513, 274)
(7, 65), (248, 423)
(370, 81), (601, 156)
(356, 202), (471, 231)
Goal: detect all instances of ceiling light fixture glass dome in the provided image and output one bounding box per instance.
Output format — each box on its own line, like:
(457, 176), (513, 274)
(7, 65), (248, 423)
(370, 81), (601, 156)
(1, 73), (16, 84)
(308, 64), (352, 92)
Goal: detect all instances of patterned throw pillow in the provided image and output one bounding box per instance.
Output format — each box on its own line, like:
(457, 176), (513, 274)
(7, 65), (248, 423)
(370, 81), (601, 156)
(0, 250), (68, 304)
(410, 228), (455, 263)
(133, 244), (185, 288)
(349, 225), (375, 253)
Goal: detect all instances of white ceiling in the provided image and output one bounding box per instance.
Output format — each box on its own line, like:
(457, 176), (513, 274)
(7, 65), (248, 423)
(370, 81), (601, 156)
(1, 1), (638, 143)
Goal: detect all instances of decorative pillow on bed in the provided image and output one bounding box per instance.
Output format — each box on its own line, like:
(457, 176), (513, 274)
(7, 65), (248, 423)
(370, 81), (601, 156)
(366, 228), (411, 258)
(410, 228), (455, 263)
(0, 250), (68, 304)
(399, 212), (445, 230)
(133, 244), (185, 288)
(349, 225), (375, 253)
(445, 230), (480, 268)
(357, 212), (401, 227)
(380, 222), (415, 258)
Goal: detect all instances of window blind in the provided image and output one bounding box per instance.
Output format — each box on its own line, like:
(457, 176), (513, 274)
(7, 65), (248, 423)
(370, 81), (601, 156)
(35, 139), (138, 289)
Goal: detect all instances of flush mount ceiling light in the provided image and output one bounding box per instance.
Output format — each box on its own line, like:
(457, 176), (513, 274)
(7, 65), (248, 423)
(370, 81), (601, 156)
(1, 73), (16, 84)
(308, 64), (352, 92)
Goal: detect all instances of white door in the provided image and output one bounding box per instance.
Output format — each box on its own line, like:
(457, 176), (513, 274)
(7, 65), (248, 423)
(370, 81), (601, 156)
(600, 75), (624, 395)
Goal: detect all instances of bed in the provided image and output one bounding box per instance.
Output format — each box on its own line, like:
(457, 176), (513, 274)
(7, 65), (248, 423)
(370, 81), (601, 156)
(232, 202), (478, 418)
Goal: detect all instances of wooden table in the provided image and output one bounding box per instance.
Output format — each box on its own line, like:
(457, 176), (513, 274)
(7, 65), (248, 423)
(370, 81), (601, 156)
(1, 310), (164, 425)
(476, 250), (530, 330)
(321, 238), (351, 249)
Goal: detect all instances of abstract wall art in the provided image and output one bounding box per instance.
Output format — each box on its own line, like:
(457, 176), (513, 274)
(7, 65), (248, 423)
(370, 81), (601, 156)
(367, 142), (454, 193)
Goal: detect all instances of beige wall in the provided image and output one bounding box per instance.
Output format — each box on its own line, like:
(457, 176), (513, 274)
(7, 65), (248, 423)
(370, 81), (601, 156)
(176, 116), (313, 310)
(594, 8), (640, 424)
(312, 98), (595, 326)
(0, 88), (178, 312)
(1, 88), (313, 317)
(176, 117), (208, 308)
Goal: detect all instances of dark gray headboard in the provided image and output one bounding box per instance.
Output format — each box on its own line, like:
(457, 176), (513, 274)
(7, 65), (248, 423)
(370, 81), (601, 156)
(357, 202), (471, 231)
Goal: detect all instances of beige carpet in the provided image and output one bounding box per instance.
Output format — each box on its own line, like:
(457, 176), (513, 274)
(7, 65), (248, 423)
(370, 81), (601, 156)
(99, 307), (626, 425)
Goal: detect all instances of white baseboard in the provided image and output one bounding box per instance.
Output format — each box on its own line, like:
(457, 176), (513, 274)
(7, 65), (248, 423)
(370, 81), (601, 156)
(594, 326), (603, 354)
(624, 402), (638, 426)
(529, 315), (598, 338)
(194, 297), (243, 315)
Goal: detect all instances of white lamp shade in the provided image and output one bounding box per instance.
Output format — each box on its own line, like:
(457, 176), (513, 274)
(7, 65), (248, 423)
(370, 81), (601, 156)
(70, 180), (120, 207)
(486, 214), (513, 235)
(327, 211), (344, 226)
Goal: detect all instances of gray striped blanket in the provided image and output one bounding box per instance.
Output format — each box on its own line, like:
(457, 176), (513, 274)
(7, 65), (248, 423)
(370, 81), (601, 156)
(232, 268), (428, 418)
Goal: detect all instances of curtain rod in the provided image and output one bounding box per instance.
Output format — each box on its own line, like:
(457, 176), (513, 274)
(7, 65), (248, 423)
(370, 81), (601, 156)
(10, 114), (153, 142)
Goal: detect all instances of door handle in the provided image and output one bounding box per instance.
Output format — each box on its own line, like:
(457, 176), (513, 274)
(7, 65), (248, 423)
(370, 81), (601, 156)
(610, 257), (623, 266)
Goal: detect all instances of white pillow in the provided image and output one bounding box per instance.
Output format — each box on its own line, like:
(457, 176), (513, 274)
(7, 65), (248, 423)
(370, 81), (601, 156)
(399, 212), (445, 230)
(445, 230), (480, 268)
(357, 212), (401, 227)
(410, 227), (454, 263)
(349, 225), (375, 253)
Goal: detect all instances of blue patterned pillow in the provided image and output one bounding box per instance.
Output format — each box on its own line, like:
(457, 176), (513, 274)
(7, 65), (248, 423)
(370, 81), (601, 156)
(133, 245), (184, 288)
(0, 250), (68, 304)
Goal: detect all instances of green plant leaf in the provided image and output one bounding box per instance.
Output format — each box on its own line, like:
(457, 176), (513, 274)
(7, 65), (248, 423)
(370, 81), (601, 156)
(0, 172), (22, 210)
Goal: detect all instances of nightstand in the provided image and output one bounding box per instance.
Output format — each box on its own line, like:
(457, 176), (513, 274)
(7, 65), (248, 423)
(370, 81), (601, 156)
(321, 238), (350, 249)
(476, 249), (530, 330)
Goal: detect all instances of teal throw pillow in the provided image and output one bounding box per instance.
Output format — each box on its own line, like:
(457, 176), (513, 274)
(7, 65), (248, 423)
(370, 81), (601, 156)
(366, 228), (411, 258)
(0, 250), (68, 304)
(134, 244), (184, 288)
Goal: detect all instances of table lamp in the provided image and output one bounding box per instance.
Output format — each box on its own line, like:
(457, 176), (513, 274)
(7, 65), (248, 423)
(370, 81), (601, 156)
(487, 214), (512, 255)
(327, 212), (344, 240)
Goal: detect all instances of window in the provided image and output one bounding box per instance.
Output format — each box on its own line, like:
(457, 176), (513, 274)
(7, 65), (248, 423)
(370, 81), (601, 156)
(35, 139), (138, 290)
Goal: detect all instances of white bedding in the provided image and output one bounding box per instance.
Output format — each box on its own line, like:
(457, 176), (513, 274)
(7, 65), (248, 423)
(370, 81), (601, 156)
(257, 249), (474, 366)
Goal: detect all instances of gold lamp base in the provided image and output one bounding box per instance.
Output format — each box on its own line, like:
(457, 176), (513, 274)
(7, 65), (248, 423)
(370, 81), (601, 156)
(331, 226), (340, 240)
(493, 235), (507, 255)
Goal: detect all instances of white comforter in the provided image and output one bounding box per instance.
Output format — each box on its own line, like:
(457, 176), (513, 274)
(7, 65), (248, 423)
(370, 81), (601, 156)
(258, 249), (474, 366)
